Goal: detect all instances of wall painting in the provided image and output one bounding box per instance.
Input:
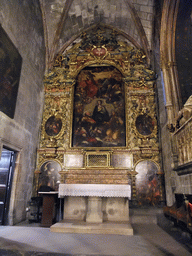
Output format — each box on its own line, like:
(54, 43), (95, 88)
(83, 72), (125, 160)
(0, 25), (22, 118)
(45, 115), (62, 137)
(38, 161), (61, 191)
(72, 66), (126, 148)
(135, 160), (161, 206)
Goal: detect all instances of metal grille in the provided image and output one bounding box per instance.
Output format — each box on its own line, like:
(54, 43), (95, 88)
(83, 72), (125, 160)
(87, 154), (108, 167)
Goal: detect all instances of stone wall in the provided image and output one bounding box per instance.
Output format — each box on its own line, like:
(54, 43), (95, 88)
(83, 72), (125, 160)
(0, 0), (45, 224)
(132, 0), (155, 47)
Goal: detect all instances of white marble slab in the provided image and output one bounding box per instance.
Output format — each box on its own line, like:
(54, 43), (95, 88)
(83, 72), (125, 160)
(59, 184), (131, 198)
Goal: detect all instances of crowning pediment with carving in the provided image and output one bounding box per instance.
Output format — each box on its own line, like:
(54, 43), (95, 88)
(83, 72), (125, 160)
(49, 25), (155, 81)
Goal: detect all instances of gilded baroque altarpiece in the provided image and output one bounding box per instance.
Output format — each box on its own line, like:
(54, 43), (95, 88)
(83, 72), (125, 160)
(35, 25), (163, 205)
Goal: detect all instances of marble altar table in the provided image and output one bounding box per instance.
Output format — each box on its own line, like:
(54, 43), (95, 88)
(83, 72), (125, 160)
(59, 184), (131, 223)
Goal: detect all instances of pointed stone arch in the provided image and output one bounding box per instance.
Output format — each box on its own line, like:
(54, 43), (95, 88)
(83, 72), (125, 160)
(160, 0), (181, 126)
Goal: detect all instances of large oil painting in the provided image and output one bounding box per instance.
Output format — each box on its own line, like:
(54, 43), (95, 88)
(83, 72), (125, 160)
(72, 66), (126, 148)
(0, 25), (22, 118)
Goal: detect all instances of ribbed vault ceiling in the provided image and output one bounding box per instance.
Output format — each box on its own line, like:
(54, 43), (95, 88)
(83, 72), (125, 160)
(39, 0), (153, 70)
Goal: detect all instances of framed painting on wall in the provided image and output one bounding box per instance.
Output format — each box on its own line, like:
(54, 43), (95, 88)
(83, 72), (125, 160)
(38, 161), (61, 191)
(135, 114), (154, 136)
(135, 160), (161, 206)
(0, 25), (22, 118)
(72, 66), (126, 148)
(45, 115), (62, 137)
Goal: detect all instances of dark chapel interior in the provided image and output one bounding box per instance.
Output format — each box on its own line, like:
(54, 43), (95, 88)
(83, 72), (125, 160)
(0, 0), (192, 255)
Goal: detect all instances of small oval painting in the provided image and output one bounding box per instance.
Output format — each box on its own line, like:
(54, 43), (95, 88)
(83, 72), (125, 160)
(135, 114), (154, 136)
(45, 115), (62, 136)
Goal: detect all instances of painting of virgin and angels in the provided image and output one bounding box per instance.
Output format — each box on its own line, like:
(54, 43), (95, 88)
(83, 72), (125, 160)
(72, 66), (126, 148)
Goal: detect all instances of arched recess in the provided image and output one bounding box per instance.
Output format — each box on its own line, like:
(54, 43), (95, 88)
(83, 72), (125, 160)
(160, 0), (181, 127)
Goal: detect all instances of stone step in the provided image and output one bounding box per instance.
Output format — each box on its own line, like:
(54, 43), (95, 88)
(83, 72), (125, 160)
(130, 215), (157, 224)
(129, 208), (163, 224)
(50, 220), (133, 236)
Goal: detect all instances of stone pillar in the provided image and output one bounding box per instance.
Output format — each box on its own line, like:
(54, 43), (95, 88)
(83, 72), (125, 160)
(86, 197), (103, 223)
(0, 139), (2, 157)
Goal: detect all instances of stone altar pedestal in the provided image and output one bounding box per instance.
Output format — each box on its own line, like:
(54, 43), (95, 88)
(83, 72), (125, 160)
(86, 197), (103, 223)
(50, 184), (133, 235)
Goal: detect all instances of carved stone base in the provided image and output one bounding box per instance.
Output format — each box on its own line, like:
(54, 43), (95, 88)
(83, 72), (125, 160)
(63, 196), (130, 222)
(50, 220), (133, 236)
(86, 197), (103, 223)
